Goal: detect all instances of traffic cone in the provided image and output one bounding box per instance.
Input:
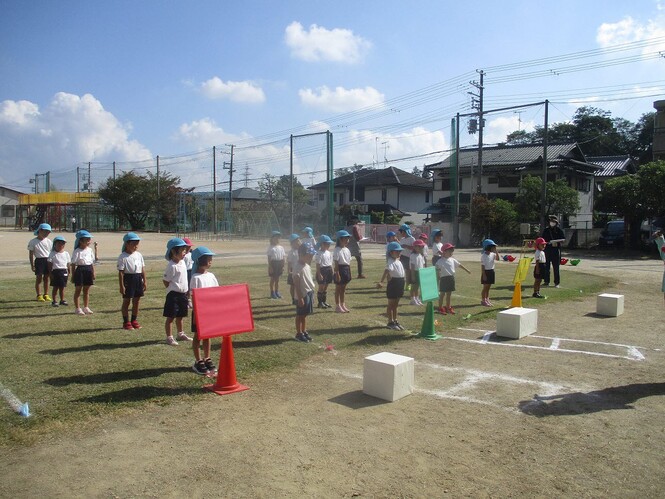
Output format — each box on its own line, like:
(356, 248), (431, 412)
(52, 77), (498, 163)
(204, 335), (249, 396)
(511, 282), (523, 308)
(417, 301), (442, 340)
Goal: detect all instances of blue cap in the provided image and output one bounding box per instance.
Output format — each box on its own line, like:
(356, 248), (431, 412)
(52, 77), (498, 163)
(386, 241), (403, 253)
(298, 242), (317, 256)
(318, 234), (334, 244)
(165, 237), (187, 260)
(386, 231), (396, 238)
(33, 223), (52, 235)
(482, 238), (497, 249)
(191, 246), (215, 272)
(301, 226), (314, 236)
(431, 229), (443, 237)
(289, 233), (300, 242)
(74, 229), (93, 249)
(53, 236), (66, 243)
(271, 230), (281, 237)
(123, 232), (141, 242)
(336, 230), (351, 239)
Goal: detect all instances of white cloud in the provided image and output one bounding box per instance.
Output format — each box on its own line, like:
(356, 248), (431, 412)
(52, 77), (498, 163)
(299, 86), (384, 113)
(484, 115), (537, 144)
(596, 15), (665, 51)
(285, 21), (371, 63)
(0, 93), (151, 188)
(200, 77), (266, 103)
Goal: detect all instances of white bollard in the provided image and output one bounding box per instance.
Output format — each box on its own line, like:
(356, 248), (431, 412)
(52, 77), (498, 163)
(596, 293), (624, 317)
(496, 307), (538, 339)
(363, 352), (414, 402)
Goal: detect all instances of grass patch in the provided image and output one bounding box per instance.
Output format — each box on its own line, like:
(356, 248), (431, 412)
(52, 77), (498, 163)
(0, 258), (612, 446)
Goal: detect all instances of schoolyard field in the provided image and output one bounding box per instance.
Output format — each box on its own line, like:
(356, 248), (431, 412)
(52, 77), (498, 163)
(0, 229), (663, 497)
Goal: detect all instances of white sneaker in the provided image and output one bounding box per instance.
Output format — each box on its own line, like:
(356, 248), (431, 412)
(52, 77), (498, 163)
(416, 298), (424, 305)
(166, 336), (179, 346)
(75, 307), (85, 316)
(410, 298), (419, 305)
(176, 331), (192, 342)
(83, 307), (94, 314)
(554, 284), (560, 288)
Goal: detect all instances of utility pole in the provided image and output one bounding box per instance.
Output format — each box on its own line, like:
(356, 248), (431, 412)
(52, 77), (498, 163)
(469, 70), (484, 194)
(88, 162), (92, 193)
(290, 134), (294, 233)
(156, 155), (161, 233)
(382, 141), (389, 167)
(540, 100), (550, 230)
(213, 146), (217, 234)
(223, 145), (235, 216)
(243, 163), (250, 187)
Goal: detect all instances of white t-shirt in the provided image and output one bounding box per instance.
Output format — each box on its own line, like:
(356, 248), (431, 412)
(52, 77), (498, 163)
(28, 237), (53, 258)
(386, 257), (405, 278)
(333, 246), (352, 265)
(163, 260), (188, 293)
(436, 256), (461, 277)
(481, 252), (496, 271)
(534, 249), (546, 264)
(433, 242), (443, 256)
(399, 236), (416, 258)
(183, 252), (193, 271)
(410, 252), (425, 271)
(315, 249), (333, 267)
(117, 251), (145, 274)
(190, 271), (219, 290)
(293, 262), (316, 296)
(287, 248), (300, 270)
(72, 247), (95, 266)
(267, 245), (286, 261)
(48, 250), (71, 270)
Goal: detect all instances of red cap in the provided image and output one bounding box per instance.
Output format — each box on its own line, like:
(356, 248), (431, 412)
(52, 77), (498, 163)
(441, 243), (455, 252)
(535, 237), (546, 246)
(419, 233), (428, 240)
(413, 239), (426, 247)
(183, 237), (193, 246)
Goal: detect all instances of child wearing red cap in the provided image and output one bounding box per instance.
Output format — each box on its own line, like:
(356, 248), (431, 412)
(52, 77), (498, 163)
(435, 243), (470, 314)
(532, 237), (547, 298)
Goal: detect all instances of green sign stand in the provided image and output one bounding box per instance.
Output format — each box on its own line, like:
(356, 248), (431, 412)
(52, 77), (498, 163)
(417, 267), (442, 341)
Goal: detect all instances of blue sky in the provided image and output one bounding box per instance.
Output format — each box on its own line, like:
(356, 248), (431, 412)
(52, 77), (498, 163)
(1, 0), (664, 193)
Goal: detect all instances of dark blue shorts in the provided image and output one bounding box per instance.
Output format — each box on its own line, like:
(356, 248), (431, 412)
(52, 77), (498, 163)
(163, 291), (188, 318)
(481, 269), (495, 285)
(387, 277), (405, 299)
(335, 265), (352, 285)
(73, 265), (94, 286)
(50, 268), (68, 288)
(317, 266), (333, 285)
(439, 275), (456, 293)
(296, 291), (314, 316)
(34, 257), (48, 276)
(269, 260), (284, 277)
(122, 273), (144, 298)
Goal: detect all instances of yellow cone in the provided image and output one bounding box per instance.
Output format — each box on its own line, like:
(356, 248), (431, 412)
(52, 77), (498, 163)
(511, 282), (523, 308)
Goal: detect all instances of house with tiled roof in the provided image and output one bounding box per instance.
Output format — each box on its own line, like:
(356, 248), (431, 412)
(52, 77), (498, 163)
(423, 142), (599, 229)
(587, 155), (637, 192)
(309, 166), (433, 223)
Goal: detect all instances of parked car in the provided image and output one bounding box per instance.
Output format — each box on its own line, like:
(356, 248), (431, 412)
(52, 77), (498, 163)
(599, 220), (624, 247)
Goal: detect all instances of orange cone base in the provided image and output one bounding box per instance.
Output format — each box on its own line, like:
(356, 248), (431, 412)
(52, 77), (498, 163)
(204, 382), (249, 396)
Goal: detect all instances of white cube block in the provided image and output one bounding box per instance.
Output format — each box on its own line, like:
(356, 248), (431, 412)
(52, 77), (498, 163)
(496, 307), (538, 339)
(363, 352), (414, 402)
(597, 293), (624, 317)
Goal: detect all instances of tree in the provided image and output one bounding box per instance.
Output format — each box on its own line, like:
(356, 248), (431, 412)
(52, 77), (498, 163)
(97, 171), (183, 230)
(257, 173), (311, 228)
(335, 163), (367, 178)
(470, 196), (520, 244)
(513, 175), (579, 222)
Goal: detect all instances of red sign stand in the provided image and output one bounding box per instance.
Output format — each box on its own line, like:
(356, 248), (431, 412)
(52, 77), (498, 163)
(192, 284), (254, 396)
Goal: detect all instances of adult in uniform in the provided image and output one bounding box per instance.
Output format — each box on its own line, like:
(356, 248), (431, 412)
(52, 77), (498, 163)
(346, 217), (365, 278)
(541, 215), (566, 287)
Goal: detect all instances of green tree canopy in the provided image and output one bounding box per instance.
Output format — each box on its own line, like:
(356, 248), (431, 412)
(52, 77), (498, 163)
(98, 171), (183, 230)
(513, 175), (579, 222)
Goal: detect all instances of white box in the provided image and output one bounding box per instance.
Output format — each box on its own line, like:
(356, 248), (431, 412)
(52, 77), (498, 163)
(363, 352), (414, 402)
(496, 307), (538, 339)
(597, 293), (624, 317)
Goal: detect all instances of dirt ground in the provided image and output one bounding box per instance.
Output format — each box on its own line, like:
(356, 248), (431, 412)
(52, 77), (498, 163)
(1, 229), (664, 497)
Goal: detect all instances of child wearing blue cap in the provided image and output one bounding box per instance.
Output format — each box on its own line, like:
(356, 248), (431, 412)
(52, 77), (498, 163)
(379, 241), (406, 330)
(287, 234), (302, 304)
(189, 246), (219, 375)
(314, 235), (334, 308)
(71, 230), (96, 315)
(301, 226), (317, 248)
(28, 223), (53, 302)
(481, 239), (500, 307)
(267, 231), (286, 299)
(163, 238), (191, 346)
(293, 242), (317, 342)
(117, 232), (146, 330)
(333, 230), (353, 313)
(47, 236), (71, 307)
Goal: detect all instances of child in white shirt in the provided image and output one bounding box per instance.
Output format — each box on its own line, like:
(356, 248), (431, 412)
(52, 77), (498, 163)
(409, 240), (426, 305)
(47, 236), (71, 307)
(267, 231), (286, 299)
(481, 239), (500, 307)
(163, 238), (191, 346)
(189, 246), (220, 375)
(71, 230), (96, 315)
(435, 243), (470, 314)
(532, 237), (547, 299)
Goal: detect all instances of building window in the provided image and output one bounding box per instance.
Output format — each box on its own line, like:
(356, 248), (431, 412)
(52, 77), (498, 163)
(338, 193), (344, 206)
(381, 188), (387, 201)
(353, 186), (365, 202)
(318, 192), (324, 201)
(575, 178), (591, 192)
(498, 176), (519, 188)
(440, 178), (462, 191)
(425, 191), (430, 203)
(488, 176), (498, 184)
(1, 205), (15, 218)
